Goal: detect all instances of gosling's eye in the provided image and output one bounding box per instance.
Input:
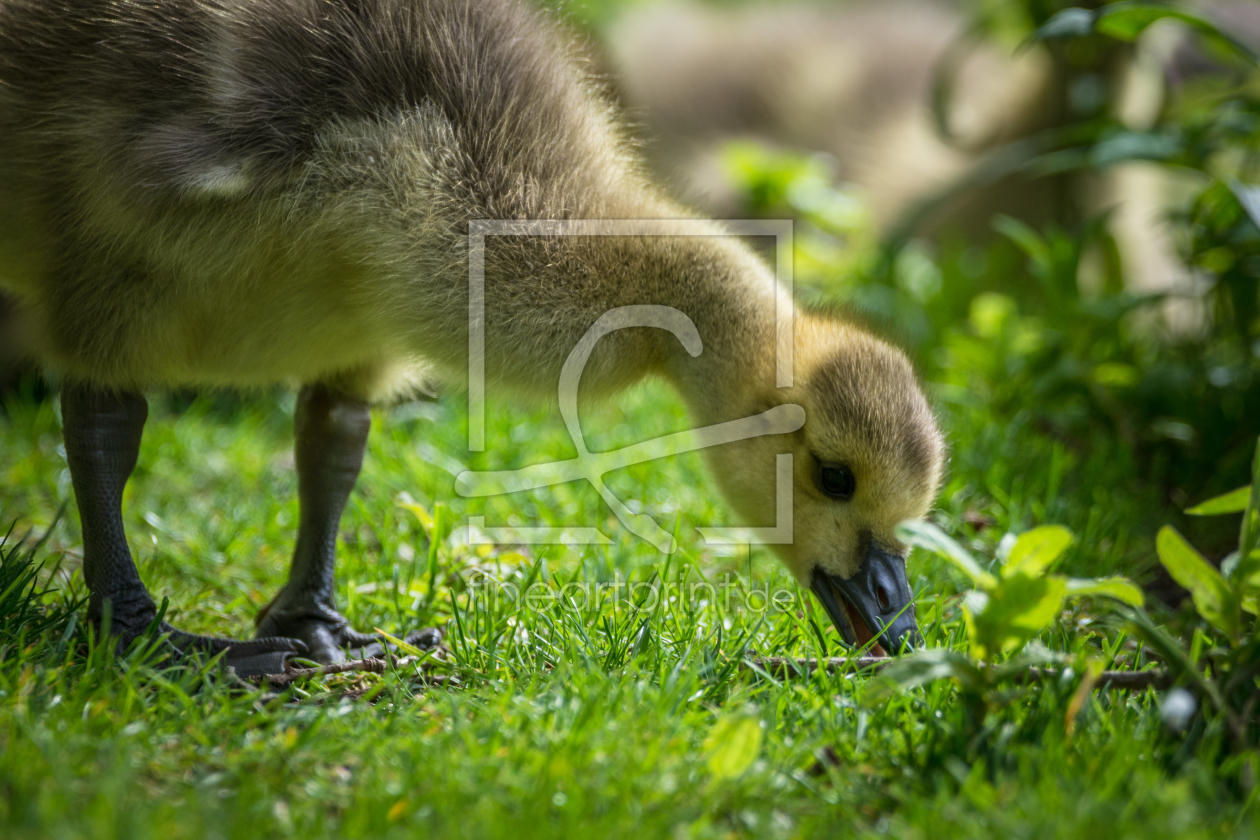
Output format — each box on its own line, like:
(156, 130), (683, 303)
(818, 463), (856, 501)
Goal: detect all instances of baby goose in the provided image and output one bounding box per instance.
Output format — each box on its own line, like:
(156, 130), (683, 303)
(0, 0), (944, 670)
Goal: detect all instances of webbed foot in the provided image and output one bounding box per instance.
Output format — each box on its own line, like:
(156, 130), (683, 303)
(255, 596), (442, 665)
(253, 382), (442, 666)
(62, 383), (309, 679)
(106, 608), (307, 677)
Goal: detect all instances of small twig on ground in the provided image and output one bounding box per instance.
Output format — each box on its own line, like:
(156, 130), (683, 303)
(748, 657), (1172, 690)
(251, 669), (459, 706)
(748, 657), (888, 678)
(1033, 667), (1172, 690)
(253, 655), (400, 688)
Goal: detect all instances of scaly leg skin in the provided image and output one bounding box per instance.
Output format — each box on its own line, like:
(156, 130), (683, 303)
(255, 383), (442, 664)
(62, 384), (307, 677)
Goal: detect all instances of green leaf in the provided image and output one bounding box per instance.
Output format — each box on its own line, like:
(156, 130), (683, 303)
(1097, 3), (1259, 64)
(1028, 7), (1096, 42)
(1004, 525), (1074, 578)
(1186, 486), (1250, 516)
(704, 715), (762, 780)
(1063, 576), (1145, 607)
(969, 574), (1068, 659)
(1096, 5), (1186, 41)
(1029, 4), (1259, 66)
(1155, 526), (1237, 639)
(866, 648), (985, 702)
(895, 520), (996, 589)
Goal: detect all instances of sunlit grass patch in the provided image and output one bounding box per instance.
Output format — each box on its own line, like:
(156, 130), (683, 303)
(1, 380), (1255, 838)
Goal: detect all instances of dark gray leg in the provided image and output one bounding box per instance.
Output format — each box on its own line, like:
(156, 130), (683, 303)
(62, 383), (306, 672)
(255, 384), (442, 664)
(254, 384), (370, 663)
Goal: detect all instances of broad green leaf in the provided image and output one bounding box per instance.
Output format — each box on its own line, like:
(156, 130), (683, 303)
(1097, 4), (1259, 65)
(966, 575), (1067, 660)
(1186, 486), (1250, 516)
(895, 520), (996, 589)
(704, 715), (762, 780)
(1096, 5), (1191, 41)
(1004, 575), (1070, 635)
(1064, 576), (1145, 607)
(1004, 525), (1074, 578)
(1030, 4), (1259, 66)
(866, 649), (985, 702)
(1028, 7), (1095, 42)
(1155, 526), (1237, 639)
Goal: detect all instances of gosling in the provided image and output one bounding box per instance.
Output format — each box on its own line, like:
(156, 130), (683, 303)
(0, 0), (945, 672)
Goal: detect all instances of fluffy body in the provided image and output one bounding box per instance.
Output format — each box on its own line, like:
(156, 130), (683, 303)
(0, 0), (639, 397)
(0, 0), (943, 592)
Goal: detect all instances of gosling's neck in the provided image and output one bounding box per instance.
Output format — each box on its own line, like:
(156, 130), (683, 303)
(374, 171), (791, 419)
(491, 221), (791, 424)
(639, 232), (791, 427)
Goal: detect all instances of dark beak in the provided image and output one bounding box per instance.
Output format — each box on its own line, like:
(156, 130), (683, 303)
(809, 542), (920, 655)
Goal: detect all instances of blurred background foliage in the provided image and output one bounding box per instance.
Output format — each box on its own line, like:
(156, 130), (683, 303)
(544, 0), (1260, 551)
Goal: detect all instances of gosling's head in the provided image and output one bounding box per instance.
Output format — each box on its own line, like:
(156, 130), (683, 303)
(702, 315), (946, 654)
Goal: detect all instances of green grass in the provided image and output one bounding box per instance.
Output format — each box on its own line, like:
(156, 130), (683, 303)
(3, 0), (1257, 831)
(1, 379), (1255, 839)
